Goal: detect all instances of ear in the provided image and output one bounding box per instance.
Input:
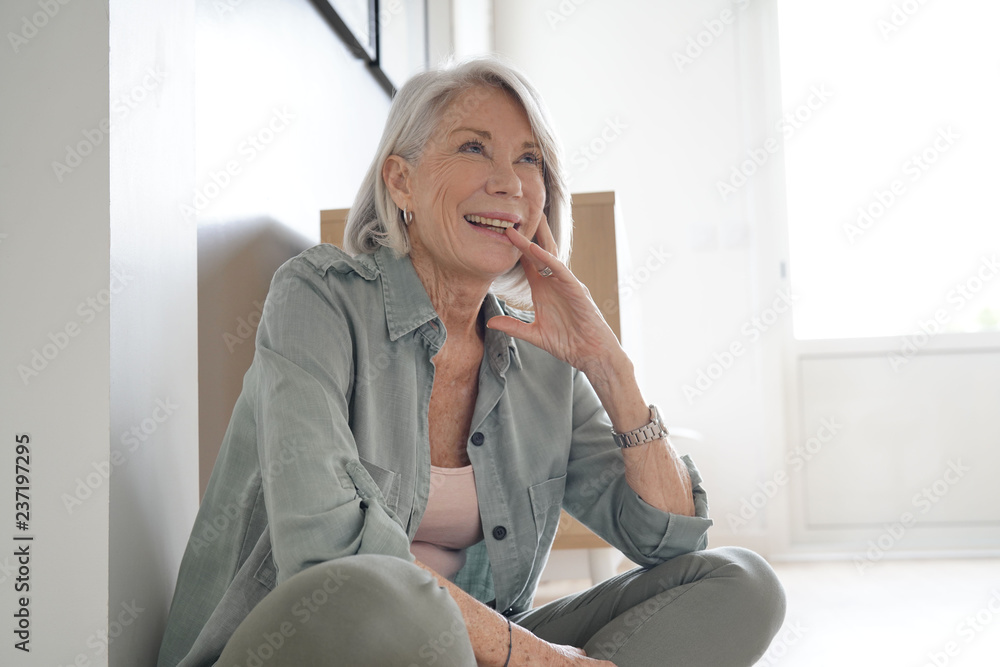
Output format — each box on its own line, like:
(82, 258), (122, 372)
(382, 155), (413, 211)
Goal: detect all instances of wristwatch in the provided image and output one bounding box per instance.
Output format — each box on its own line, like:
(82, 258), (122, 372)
(611, 404), (669, 448)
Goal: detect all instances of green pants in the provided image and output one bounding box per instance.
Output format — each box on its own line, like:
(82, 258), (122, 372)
(217, 547), (785, 666)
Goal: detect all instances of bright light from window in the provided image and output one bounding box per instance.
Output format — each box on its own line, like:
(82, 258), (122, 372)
(777, 0), (1000, 339)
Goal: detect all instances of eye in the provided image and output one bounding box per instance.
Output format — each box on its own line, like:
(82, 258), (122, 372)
(459, 139), (487, 155)
(519, 151), (543, 167)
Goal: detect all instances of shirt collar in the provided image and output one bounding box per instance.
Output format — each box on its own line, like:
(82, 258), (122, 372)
(482, 294), (523, 375)
(372, 245), (439, 342)
(371, 246), (522, 374)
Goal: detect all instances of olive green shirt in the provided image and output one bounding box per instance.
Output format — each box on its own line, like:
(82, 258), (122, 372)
(157, 244), (713, 667)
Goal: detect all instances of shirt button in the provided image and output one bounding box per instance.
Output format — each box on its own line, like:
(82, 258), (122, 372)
(471, 432), (485, 446)
(492, 525), (507, 540)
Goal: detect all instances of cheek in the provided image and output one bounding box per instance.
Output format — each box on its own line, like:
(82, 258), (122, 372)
(526, 183), (547, 217)
(523, 171), (546, 202)
(423, 160), (483, 199)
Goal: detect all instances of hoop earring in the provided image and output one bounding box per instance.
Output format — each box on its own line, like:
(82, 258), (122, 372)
(402, 206), (414, 225)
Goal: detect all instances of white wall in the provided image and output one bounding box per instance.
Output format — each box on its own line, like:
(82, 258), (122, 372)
(495, 0), (789, 554)
(0, 2), (111, 664)
(194, 0), (392, 492)
(0, 1), (199, 665)
(108, 1), (199, 665)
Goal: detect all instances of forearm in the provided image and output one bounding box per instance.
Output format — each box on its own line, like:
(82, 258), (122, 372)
(584, 353), (696, 517)
(411, 558), (543, 666)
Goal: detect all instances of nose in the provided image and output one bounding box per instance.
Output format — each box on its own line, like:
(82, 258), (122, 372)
(486, 160), (522, 198)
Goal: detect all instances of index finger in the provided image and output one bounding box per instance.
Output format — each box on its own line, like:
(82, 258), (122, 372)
(505, 225), (559, 275)
(534, 213), (557, 255)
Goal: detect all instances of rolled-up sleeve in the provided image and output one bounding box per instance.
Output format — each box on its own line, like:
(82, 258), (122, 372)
(253, 259), (414, 584)
(562, 368), (713, 565)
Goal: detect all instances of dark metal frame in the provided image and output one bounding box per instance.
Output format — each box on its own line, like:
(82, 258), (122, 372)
(310, 0), (395, 95)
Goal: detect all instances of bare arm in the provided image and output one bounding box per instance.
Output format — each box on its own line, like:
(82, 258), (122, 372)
(411, 558), (613, 666)
(488, 222), (696, 517)
(585, 354), (695, 516)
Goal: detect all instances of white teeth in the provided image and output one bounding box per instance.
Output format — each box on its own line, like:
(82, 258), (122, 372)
(465, 214), (515, 230)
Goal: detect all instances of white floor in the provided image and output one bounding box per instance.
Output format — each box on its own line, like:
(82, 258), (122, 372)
(535, 556), (1000, 666)
(759, 557), (1000, 667)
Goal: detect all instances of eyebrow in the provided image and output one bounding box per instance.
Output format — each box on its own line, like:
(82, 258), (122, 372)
(451, 127), (539, 150)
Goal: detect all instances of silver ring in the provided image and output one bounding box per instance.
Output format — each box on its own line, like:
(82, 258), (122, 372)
(538, 266), (554, 278)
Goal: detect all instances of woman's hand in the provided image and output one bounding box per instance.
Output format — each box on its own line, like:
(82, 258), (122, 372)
(486, 217), (625, 381)
(514, 634), (616, 666)
(542, 642), (616, 666)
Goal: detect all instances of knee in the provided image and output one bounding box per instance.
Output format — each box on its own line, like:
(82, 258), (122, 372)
(280, 554), (451, 629)
(227, 555), (471, 665)
(706, 547), (786, 636)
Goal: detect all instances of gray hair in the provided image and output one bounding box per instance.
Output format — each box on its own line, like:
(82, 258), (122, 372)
(343, 56), (571, 307)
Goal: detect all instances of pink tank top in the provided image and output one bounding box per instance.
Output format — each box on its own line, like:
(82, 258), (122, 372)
(410, 464), (484, 581)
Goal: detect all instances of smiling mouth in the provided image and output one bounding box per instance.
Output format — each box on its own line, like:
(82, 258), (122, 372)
(465, 215), (519, 232)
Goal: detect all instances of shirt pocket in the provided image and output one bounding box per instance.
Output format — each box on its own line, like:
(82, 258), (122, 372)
(355, 456), (400, 510)
(528, 474), (567, 554)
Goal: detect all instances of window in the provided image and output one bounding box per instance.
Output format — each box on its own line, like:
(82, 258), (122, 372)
(777, 0), (1000, 339)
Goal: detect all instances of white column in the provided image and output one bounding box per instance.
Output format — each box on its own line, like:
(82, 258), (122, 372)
(108, 1), (198, 666)
(1, 1), (111, 664)
(0, 1), (199, 665)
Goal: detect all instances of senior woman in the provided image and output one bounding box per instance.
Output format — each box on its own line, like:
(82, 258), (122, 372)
(158, 57), (785, 667)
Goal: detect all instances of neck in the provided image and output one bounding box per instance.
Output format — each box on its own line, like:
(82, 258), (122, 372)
(409, 252), (490, 342)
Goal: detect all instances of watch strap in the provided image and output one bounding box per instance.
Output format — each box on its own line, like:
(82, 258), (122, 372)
(611, 405), (668, 448)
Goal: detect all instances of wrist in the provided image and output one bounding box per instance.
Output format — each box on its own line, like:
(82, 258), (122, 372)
(508, 623), (563, 665)
(612, 404), (668, 449)
(581, 348), (632, 391)
(584, 355), (649, 433)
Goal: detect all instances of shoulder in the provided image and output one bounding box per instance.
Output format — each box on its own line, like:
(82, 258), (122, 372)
(281, 244), (380, 281)
(267, 244), (383, 298)
(262, 245), (384, 320)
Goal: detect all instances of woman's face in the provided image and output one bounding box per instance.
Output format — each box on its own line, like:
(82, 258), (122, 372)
(399, 86), (547, 284)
